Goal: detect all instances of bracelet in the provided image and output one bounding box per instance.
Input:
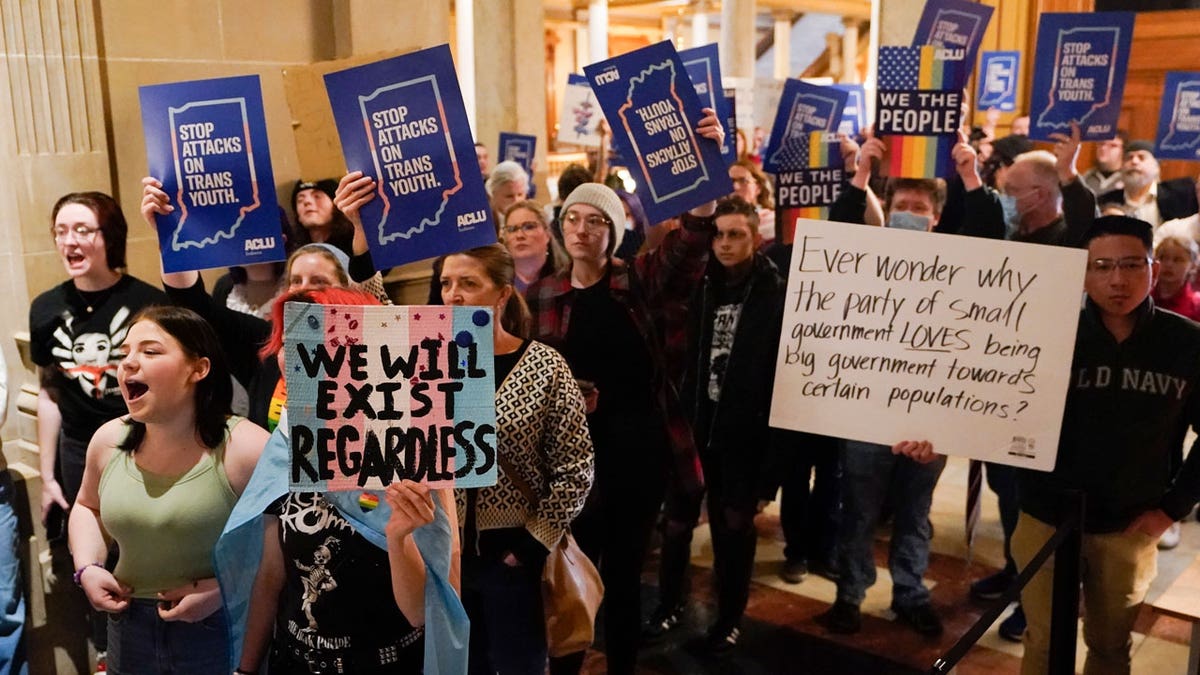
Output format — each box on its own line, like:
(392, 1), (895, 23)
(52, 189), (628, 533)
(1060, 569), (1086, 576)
(73, 562), (104, 587)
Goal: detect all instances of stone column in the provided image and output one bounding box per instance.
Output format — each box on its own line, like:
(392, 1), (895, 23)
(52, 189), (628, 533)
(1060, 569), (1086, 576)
(842, 17), (860, 84)
(588, 0), (608, 65)
(691, 1), (710, 49)
(456, 0), (477, 135)
(773, 10), (792, 80)
(719, 0), (756, 80)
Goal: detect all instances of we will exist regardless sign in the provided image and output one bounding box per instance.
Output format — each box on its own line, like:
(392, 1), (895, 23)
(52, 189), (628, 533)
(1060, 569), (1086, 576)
(770, 221), (1086, 471)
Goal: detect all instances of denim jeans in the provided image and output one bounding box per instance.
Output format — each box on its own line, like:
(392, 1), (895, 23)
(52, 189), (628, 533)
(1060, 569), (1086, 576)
(463, 550), (548, 675)
(836, 440), (946, 608)
(107, 599), (229, 674)
(0, 472), (27, 675)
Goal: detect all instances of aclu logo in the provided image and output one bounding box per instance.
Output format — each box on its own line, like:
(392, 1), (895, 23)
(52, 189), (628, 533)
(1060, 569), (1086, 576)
(244, 236), (276, 252)
(595, 67), (620, 85)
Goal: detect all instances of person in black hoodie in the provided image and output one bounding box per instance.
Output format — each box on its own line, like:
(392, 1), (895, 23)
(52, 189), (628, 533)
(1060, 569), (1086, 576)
(1012, 215), (1200, 674)
(644, 196), (785, 652)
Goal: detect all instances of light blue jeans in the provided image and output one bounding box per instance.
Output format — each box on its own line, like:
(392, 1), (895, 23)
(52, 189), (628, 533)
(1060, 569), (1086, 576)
(0, 471), (27, 675)
(107, 599), (228, 674)
(836, 440), (946, 609)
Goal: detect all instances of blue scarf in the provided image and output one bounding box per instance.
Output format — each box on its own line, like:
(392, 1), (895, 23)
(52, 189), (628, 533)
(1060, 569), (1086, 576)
(213, 425), (469, 673)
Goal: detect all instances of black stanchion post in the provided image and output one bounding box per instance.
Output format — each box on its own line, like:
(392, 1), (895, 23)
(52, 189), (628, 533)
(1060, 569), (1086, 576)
(1047, 491), (1084, 674)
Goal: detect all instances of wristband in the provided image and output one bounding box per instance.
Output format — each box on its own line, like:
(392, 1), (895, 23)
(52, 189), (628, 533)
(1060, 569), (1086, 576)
(73, 562), (104, 587)
(234, 669), (258, 675)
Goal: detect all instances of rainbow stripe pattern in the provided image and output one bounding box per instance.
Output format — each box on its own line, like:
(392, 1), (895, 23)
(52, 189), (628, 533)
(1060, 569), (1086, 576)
(283, 302), (498, 492)
(878, 45), (963, 179)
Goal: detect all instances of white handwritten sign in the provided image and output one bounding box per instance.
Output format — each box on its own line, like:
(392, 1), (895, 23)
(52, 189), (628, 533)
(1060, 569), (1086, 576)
(769, 220), (1087, 471)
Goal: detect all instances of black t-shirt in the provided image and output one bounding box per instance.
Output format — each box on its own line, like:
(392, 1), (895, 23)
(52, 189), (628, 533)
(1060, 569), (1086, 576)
(269, 492), (423, 671)
(561, 270), (656, 425)
(29, 275), (167, 441)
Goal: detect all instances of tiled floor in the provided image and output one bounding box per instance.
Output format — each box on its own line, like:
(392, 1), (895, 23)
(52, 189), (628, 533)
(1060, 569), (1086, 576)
(581, 456), (1200, 674)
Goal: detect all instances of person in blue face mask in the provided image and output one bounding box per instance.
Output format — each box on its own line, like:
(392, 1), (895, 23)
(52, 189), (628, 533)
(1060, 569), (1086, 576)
(816, 130), (1005, 638)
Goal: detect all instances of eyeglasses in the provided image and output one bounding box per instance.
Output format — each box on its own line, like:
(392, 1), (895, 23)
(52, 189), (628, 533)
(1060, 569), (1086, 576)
(562, 211), (611, 232)
(503, 221), (542, 235)
(1087, 256), (1152, 275)
(52, 224), (101, 242)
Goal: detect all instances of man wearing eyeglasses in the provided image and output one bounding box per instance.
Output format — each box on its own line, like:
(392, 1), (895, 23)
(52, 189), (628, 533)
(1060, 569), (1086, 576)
(1011, 215), (1200, 675)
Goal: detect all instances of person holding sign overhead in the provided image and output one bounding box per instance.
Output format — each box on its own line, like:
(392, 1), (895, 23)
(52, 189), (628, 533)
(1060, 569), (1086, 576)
(524, 108), (724, 675)
(67, 306), (268, 674)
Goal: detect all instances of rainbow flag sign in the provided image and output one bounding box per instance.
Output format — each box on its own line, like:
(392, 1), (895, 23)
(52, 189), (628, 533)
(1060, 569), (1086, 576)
(283, 303), (498, 492)
(775, 132), (845, 244)
(761, 79), (846, 174)
(876, 45), (965, 179)
(139, 75), (285, 272)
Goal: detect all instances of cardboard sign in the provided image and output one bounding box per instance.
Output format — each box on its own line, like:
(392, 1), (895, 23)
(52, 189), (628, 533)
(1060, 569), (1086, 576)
(832, 84), (867, 137)
(323, 44), (496, 268)
(912, 0), (994, 89)
(1029, 12), (1135, 142)
(498, 132), (537, 176)
(770, 220), (1086, 470)
(584, 40), (733, 224)
(775, 144), (845, 244)
(761, 80), (847, 174)
(679, 43), (736, 160)
(1156, 71), (1200, 161)
(876, 45), (965, 178)
(977, 51), (1021, 112)
(284, 302), (498, 491)
(559, 74), (603, 147)
(139, 75), (285, 272)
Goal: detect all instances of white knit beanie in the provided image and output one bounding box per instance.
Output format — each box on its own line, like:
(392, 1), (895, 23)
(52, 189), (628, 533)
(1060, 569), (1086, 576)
(561, 183), (625, 256)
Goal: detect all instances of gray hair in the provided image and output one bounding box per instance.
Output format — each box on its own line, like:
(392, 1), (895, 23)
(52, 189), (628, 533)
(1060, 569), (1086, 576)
(486, 160), (530, 197)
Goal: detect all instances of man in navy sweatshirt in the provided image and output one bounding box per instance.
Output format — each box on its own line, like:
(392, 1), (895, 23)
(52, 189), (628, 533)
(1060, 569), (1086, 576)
(1014, 215), (1200, 675)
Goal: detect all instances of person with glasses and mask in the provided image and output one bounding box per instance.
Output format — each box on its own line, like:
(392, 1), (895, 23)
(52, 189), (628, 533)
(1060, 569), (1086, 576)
(500, 200), (568, 292)
(524, 107), (724, 675)
(29, 192), (168, 672)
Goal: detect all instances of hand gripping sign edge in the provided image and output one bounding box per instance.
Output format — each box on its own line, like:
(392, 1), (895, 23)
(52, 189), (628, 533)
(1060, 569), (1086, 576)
(167, 97), (261, 252)
(358, 74), (465, 246)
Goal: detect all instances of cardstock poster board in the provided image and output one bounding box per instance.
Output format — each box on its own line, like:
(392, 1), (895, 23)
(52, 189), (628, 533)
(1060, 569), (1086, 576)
(323, 44), (496, 268)
(769, 220), (1086, 471)
(679, 43), (736, 160)
(559, 74), (603, 148)
(583, 40), (733, 224)
(499, 132), (537, 176)
(1029, 12), (1135, 142)
(761, 79), (846, 174)
(832, 84), (867, 137)
(139, 74), (285, 272)
(876, 45), (965, 179)
(977, 51), (1021, 112)
(911, 0), (994, 89)
(1155, 71), (1200, 161)
(284, 302), (498, 491)
(775, 144), (845, 244)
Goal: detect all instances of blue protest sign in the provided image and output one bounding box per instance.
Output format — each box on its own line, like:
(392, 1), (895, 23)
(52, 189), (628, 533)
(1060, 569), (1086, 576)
(831, 84), (867, 137)
(977, 51), (1020, 112)
(724, 94), (737, 162)
(139, 75), (285, 273)
(323, 44), (496, 268)
(584, 40), (732, 224)
(1156, 71), (1200, 161)
(679, 43), (735, 160)
(1029, 12), (1135, 142)
(761, 79), (846, 174)
(912, 0), (994, 89)
(498, 132), (536, 176)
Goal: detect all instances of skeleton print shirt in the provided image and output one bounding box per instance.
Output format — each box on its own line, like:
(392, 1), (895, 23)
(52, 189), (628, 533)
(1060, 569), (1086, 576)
(269, 492), (423, 669)
(29, 275), (166, 441)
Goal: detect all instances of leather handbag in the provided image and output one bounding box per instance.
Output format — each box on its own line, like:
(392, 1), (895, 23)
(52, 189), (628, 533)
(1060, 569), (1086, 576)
(497, 454), (604, 657)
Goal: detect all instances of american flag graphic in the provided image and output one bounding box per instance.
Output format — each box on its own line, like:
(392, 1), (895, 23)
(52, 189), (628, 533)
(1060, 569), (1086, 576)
(875, 45), (959, 179)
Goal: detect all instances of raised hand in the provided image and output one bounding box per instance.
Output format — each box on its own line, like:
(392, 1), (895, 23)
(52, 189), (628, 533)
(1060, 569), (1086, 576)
(1048, 120), (1082, 184)
(952, 128), (983, 191)
(384, 480), (436, 541)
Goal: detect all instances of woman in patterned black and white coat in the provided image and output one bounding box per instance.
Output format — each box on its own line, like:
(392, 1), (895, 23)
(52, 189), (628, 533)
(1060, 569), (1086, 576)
(440, 244), (595, 675)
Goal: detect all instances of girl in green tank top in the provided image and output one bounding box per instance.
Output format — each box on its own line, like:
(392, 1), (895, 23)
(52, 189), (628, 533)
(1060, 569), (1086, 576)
(68, 306), (269, 675)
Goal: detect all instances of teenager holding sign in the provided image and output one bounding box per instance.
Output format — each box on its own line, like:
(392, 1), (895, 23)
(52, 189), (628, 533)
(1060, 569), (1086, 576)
(524, 109), (724, 675)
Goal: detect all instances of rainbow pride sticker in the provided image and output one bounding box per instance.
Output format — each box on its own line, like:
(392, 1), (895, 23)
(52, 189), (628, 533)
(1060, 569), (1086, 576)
(358, 492), (380, 511)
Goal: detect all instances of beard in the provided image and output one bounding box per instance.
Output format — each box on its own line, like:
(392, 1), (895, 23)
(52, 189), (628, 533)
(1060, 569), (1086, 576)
(1122, 170), (1153, 193)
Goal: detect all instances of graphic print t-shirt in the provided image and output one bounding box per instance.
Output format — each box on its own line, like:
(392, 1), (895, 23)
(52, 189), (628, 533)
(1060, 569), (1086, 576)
(270, 492), (423, 670)
(707, 280), (745, 403)
(29, 276), (167, 441)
